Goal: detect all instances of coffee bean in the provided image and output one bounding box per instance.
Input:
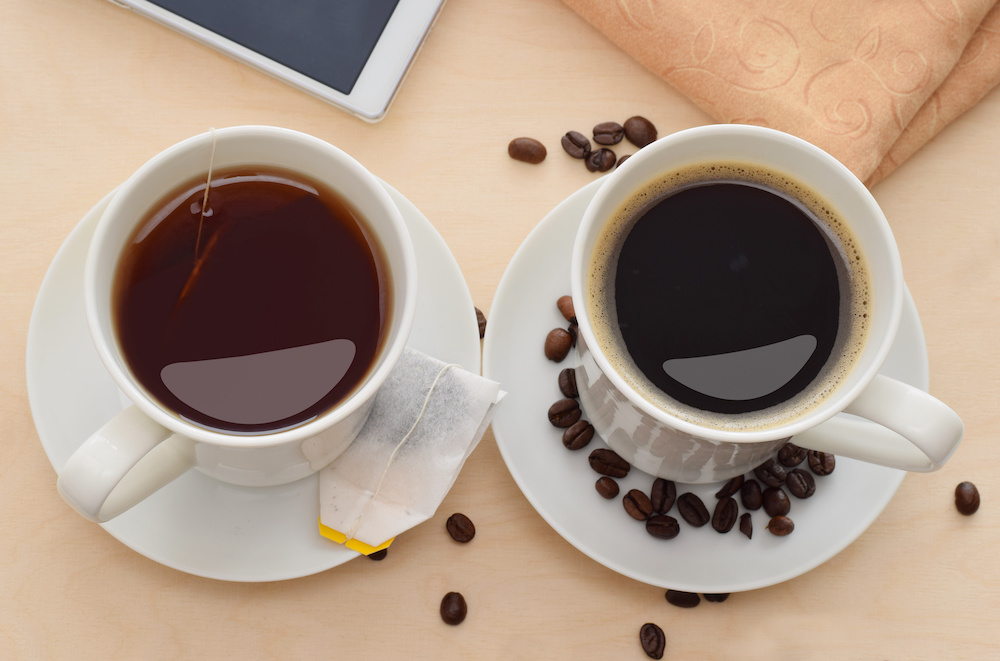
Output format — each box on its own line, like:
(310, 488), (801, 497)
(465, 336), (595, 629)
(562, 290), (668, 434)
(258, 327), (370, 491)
(556, 295), (576, 322)
(740, 479), (762, 511)
(624, 116), (657, 147)
(595, 476), (620, 499)
(715, 475), (744, 499)
(508, 137), (546, 164)
(561, 131), (591, 159)
(712, 497), (739, 533)
(585, 148), (617, 172)
(677, 492), (710, 527)
(754, 458), (787, 487)
(777, 442), (807, 467)
(562, 420), (594, 450)
(616, 154), (631, 168)
(786, 469), (816, 499)
(544, 328), (572, 362)
(475, 307), (486, 338)
(367, 548), (388, 561)
(665, 590), (700, 608)
(645, 514), (680, 540)
(589, 448), (630, 478)
(440, 591), (467, 625)
(766, 515), (795, 536)
(639, 622), (666, 659)
(762, 487), (791, 517)
(739, 512), (752, 539)
(445, 513), (476, 543)
(547, 398), (581, 428)
(955, 481), (980, 515)
(567, 320), (578, 347)
(704, 593), (730, 603)
(807, 450), (836, 476)
(557, 368), (579, 398)
(593, 121), (625, 145)
(623, 489), (654, 521)
(650, 478), (677, 513)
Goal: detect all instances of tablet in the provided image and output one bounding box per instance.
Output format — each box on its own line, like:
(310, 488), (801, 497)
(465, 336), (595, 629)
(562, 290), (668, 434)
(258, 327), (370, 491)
(107, 0), (447, 121)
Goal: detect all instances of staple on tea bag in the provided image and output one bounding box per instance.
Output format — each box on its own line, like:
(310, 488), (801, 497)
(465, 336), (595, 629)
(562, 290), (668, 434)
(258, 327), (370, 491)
(315, 347), (503, 554)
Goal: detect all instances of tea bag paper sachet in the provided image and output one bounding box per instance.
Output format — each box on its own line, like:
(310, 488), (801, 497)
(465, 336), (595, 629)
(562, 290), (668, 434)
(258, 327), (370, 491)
(312, 347), (504, 554)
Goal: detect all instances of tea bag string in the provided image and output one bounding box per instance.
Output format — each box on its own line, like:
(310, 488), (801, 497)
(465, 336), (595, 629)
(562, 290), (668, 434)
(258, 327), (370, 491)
(345, 362), (460, 541)
(194, 127), (218, 260)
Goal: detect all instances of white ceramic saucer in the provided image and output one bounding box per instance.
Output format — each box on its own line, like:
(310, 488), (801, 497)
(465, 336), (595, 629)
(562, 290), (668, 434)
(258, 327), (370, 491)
(483, 179), (923, 593)
(27, 182), (481, 582)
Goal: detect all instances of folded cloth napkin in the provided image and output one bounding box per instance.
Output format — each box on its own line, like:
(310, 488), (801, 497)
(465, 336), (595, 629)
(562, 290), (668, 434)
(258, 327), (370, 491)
(315, 347), (503, 554)
(563, 0), (1000, 186)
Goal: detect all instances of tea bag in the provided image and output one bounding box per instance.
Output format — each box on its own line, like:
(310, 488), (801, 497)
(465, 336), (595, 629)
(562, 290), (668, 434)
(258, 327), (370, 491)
(315, 347), (503, 554)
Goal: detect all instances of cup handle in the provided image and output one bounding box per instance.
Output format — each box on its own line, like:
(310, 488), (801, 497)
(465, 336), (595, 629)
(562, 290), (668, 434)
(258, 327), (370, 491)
(57, 405), (196, 522)
(791, 374), (964, 472)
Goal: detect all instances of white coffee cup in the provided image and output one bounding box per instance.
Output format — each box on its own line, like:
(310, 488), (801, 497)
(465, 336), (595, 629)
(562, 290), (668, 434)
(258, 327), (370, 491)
(570, 124), (963, 484)
(58, 126), (417, 522)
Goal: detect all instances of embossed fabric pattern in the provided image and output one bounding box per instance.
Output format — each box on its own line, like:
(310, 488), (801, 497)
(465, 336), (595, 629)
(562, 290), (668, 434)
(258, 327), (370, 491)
(563, 0), (1000, 186)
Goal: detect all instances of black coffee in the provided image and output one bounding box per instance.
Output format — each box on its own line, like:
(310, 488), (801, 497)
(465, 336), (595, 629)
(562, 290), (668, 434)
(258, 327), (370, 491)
(590, 162), (869, 431)
(114, 166), (390, 434)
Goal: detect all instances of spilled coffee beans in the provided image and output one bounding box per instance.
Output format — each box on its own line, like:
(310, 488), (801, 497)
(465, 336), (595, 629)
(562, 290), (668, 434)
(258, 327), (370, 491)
(646, 514), (680, 540)
(446, 513), (476, 543)
(677, 493), (710, 527)
(562, 420), (594, 450)
(558, 368), (578, 398)
(547, 398), (581, 428)
(650, 478), (677, 513)
(585, 148), (617, 172)
(595, 476), (620, 499)
(561, 131), (591, 159)
(754, 458), (787, 488)
(593, 121), (625, 145)
(786, 469), (816, 499)
(623, 489), (654, 521)
(955, 481), (980, 515)
(440, 592), (468, 625)
(507, 137), (546, 164)
(639, 622), (666, 659)
(624, 116), (657, 147)
(808, 450), (836, 476)
(711, 497), (739, 533)
(589, 448), (630, 478)
(544, 328), (573, 362)
(665, 590), (701, 608)
(766, 515), (795, 536)
(762, 488), (791, 517)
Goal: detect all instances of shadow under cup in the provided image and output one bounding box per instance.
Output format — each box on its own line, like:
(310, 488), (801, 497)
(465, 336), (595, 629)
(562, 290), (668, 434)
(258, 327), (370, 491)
(570, 125), (904, 484)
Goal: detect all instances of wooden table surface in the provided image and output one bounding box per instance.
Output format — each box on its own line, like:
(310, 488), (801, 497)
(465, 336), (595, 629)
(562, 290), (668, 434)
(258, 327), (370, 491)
(2, 1), (997, 658)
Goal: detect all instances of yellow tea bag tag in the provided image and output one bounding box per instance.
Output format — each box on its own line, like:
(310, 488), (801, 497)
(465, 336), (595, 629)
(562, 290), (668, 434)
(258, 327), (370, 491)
(319, 520), (393, 556)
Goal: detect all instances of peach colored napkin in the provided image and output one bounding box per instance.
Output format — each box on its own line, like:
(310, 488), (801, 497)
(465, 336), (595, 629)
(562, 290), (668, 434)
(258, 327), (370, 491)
(563, 0), (1000, 186)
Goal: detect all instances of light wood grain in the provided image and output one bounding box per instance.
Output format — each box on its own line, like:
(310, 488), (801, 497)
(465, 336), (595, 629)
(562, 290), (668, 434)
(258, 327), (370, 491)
(2, 1), (997, 659)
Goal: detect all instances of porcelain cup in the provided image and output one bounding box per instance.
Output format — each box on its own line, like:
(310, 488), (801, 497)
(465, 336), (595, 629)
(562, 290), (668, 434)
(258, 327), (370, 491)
(570, 124), (963, 483)
(58, 126), (417, 522)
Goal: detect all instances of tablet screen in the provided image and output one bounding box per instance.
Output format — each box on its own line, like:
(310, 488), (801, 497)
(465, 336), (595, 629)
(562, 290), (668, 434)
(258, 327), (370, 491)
(145, 0), (401, 94)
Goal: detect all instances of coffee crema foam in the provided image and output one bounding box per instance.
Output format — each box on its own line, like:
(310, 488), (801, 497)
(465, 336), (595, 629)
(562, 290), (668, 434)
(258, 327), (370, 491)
(587, 161), (871, 432)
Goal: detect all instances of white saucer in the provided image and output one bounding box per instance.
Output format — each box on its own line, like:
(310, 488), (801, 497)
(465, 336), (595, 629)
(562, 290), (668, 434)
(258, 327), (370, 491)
(27, 182), (481, 582)
(483, 179), (923, 593)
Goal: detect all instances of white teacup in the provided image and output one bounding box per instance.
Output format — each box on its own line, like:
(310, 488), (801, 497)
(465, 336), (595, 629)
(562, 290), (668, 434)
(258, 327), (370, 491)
(570, 124), (963, 484)
(58, 126), (417, 522)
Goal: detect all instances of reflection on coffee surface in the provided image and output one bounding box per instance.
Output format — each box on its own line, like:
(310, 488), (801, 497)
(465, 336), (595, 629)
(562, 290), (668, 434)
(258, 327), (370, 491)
(589, 162), (870, 431)
(114, 166), (390, 433)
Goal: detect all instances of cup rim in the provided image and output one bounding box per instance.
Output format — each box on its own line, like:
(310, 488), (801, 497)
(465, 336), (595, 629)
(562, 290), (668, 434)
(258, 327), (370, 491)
(570, 124), (904, 444)
(84, 125), (418, 447)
